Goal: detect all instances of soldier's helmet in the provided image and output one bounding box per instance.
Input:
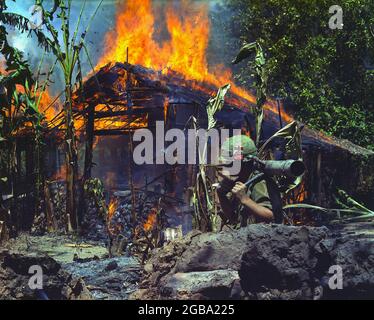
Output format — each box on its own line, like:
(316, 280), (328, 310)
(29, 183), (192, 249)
(220, 135), (257, 162)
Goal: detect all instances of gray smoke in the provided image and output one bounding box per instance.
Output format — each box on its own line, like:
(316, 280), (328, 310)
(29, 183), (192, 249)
(3, 0), (236, 96)
(4, 0), (115, 96)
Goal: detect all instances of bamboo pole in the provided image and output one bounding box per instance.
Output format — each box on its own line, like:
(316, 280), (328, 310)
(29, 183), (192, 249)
(44, 182), (58, 231)
(126, 48), (137, 226)
(84, 104), (95, 180)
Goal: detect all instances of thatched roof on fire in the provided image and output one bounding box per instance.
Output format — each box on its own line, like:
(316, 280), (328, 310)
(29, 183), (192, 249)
(70, 62), (373, 156)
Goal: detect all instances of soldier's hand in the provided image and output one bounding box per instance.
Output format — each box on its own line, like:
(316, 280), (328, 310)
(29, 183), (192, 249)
(216, 175), (236, 195)
(232, 182), (248, 202)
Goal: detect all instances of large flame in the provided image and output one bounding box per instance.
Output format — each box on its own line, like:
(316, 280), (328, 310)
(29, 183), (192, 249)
(96, 0), (238, 89)
(96, 0), (291, 121)
(97, 0), (247, 102)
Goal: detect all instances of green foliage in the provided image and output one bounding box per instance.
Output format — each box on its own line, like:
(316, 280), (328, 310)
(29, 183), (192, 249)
(0, 11), (52, 217)
(284, 188), (374, 222)
(0, 29), (41, 137)
(259, 121), (303, 193)
(191, 84), (232, 232)
(0, 1), (48, 135)
(83, 178), (107, 217)
(19, 0), (103, 231)
(227, 0), (374, 150)
(233, 42), (267, 145)
(207, 83), (231, 130)
(334, 189), (373, 214)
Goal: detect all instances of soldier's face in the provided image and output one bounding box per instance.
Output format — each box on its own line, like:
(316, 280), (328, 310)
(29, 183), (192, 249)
(217, 159), (252, 183)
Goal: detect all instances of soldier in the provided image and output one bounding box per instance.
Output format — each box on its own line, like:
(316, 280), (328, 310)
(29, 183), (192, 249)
(217, 135), (274, 228)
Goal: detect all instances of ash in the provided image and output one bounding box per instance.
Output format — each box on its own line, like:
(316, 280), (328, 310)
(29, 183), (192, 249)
(64, 256), (141, 300)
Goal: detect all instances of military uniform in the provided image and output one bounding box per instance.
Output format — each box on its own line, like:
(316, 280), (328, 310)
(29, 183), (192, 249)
(225, 178), (272, 228)
(218, 135), (273, 228)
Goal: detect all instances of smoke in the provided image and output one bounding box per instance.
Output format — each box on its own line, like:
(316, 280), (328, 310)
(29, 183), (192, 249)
(208, 1), (241, 74)
(3, 0), (236, 96)
(4, 0), (116, 96)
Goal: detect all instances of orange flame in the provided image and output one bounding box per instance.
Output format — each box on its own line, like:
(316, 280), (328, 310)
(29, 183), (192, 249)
(94, 114), (148, 130)
(0, 60), (7, 75)
(1, 57), (60, 123)
(143, 208), (157, 232)
(295, 181), (308, 203)
(107, 197), (123, 236)
(96, 0), (292, 122)
(38, 91), (60, 122)
(2, 52), (61, 128)
(108, 197), (119, 221)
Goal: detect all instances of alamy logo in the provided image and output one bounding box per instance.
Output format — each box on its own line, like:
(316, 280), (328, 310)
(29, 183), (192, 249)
(28, 5), (44, 30)
(28, 265), (43, 290)
(328, 265), (343, 290)
(329, 5), (344, 30)
(133, 121), (243, 175)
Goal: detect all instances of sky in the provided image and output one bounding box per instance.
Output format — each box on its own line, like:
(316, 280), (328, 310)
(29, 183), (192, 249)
(3, 1), (114, 94)
(2, 0), (233, 95)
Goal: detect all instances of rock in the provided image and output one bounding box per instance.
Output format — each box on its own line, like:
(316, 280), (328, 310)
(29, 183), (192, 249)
(3, 252), (61, 275)
(132, 227), (258, 299)
(62, 277), (92, 300)
(105, 261), (118, 271)
(324, 233), (374, 299)
(239, 225), (328, 300)
(64, 256), (140, 300)
(0, 250), (91, 300)
(162, 270), (239, 300)
(132, 223), (374, 300)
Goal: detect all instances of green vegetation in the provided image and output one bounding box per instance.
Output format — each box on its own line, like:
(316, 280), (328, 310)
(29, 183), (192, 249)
(226, 0), (374, 150)
(1, 0), (102, 233)
(0, 8), (49, 225)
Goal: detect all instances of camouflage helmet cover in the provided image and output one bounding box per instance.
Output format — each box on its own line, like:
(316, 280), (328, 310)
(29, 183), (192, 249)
(220, 135), (257, 161)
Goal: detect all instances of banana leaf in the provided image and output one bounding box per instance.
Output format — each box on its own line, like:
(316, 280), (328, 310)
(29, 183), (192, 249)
(232, 42), (257, 65)
(233, 42), (267, 145)
(259, 121), (303, 193)
(342, 213), (374, 222)
(259, 121), (302, 158)
(283, 203), (374, 221)
(191, 84), (232, 231)
(336, 189), (372, 214)
(206, 84), (231, 130)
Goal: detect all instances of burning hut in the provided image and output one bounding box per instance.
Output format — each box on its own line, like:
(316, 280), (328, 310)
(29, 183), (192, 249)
(42, 61), (374, 236)
(5, 58), (374, 238)
(38, 0), (374, 237)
